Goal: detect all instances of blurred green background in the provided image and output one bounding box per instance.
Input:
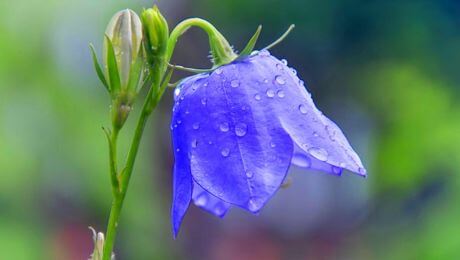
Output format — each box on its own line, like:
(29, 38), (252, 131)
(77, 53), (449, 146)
(1, 0), (459, 259)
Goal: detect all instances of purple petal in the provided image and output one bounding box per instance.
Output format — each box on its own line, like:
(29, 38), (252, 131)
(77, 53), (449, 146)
(172, 69), (294, 213)
(192, 182), (231, 218)
(241, 51), (366, 176)
(170, 106), (193, 238)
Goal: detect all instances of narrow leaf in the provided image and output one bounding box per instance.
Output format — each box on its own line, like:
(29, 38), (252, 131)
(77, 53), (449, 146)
(89, 44), (109, 91)
(104, 35), (121, 94)
(237, 25), (262, 59)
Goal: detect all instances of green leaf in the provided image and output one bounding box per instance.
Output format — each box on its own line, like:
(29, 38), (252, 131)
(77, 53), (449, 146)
(237, 25), (262, 59)
(104, 35), (121, 94)
(89, 44), (109, 91)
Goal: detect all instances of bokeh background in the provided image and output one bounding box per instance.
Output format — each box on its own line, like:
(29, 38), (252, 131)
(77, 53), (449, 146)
(1, 0), (459, 259)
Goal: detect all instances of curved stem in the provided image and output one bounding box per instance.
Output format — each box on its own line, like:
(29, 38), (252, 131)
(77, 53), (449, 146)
(166, 18), (236, 66)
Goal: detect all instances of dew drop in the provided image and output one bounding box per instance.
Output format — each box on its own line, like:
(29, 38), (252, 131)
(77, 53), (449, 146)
(298, 104), (308, 114)
(308, 147), (328, 161)
(254, 94), (261, 100)
(191, 139), (198, 148)
(270, 142), (276, 148)
(313, 132), (319, 137)
(219, 122), (229, 132)
(250, 50), (259, 55)
(185, 110), (190, 114)
(245, 170), (254, 178)
(214, 203), (225, 216)
(263, 78), (269, 84)
(266, 89), (275, 98)
(201, 98), (207, 105)
(195, 193), (207, 207)
(248, 199), (259, 212)
(281, 59), (288, 65)
(221, 148), (230, 157)
(291, 154), (311, 168)
(173, 124), (178, 128)
(176, 148), (180, 152)
(174, 88), (180, 98)
(332, 166), (341, 174)
(177, 120), (182, 125)
(259, 50), (270, 57)
(208, 140), (213, 145)
(277, 90), (285, 98)
(235, 123), (248, 137)
(215, 67), (223, 74)
(275, 75), (285, 85)
(192, 122), (200, 130)
(291, 68), (297, 75)
(231, 80), (239, 88)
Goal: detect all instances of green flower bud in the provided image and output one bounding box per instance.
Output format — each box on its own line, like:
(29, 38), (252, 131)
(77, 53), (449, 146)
(103, 9), (143, 92)
(141, 5), (169, 64)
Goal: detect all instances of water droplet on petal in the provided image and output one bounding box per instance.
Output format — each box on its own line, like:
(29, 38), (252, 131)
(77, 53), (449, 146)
(235, 123), (247, 137)
(277, 90), (285, 98)
(254, 94), (261, 100)
(259, 50), (270, 57)
(270, 142), (276, 148)
(192, 122), (200, 130)
(291, 154), (311, 167)
(275, 75), (285, 85)
(185, 110), (190, 114)
(201, 98), (207, 105)
(299, 104), (308, 114)
(191, 139), (198, 148)
(308, 147), (328, 161)
(173, 124), (178, 128)
(208, 140), (213, 145)
(281, 59), (288, 65)
(231, 80), (239, 88)
(263, 78), (269, 83)
(266, 89), (275, 98)
(250, 50), (259, 55)
(332, 166), (341, 174)
(214, 203), (225, 216)
(174, 88), (180, 98)
(176, 148), (180, 152)
(219, 122), (229, 132)
(195, 193), (207, 207)
(215, 68), (223, 74)
(245, 170), (254, 178)
(313, 132), (319, 137)
(177, 120), (182, 124)
(221, 148), (230, 157)
(291, 68), (297, 75)
(248, 199), (259, 212)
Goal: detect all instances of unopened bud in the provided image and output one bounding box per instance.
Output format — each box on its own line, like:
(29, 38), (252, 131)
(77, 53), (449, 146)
(142, 5), (169, 63)
(103, 9), (143, 90)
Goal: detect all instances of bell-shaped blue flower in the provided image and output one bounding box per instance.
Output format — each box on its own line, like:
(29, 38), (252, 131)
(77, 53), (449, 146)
(170, 50), (366, 238)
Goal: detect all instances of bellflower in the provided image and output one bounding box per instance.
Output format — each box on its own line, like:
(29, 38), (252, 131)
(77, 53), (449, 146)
(170, 50), (366, 237)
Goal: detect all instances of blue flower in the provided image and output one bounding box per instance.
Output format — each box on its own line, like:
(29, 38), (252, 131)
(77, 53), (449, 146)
(170, 50), (366, 238)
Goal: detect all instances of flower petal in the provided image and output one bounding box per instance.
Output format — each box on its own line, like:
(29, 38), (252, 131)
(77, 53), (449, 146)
(242, 51), (366, 176)
(171, 109), (193, 238)
(192, 182), (231, 218)
(172, 70), (294, 213)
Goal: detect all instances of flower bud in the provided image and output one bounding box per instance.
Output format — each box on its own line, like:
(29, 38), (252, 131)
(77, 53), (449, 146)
(141, 5), (169, 63)
(103, 9), (143, 93)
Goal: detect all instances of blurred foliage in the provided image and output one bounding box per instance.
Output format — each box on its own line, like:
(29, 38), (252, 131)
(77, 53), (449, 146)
(0, 0), (459, 259)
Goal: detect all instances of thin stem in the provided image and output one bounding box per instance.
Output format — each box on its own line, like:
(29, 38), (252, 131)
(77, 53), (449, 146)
(109, 128), (120, 194)
(263, 24), (295, 50)
(102, 78), (159, 260)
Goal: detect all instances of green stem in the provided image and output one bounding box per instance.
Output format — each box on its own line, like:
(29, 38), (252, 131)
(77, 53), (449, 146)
(102, 84), (157, 260)
(166, 18), (236, 66)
